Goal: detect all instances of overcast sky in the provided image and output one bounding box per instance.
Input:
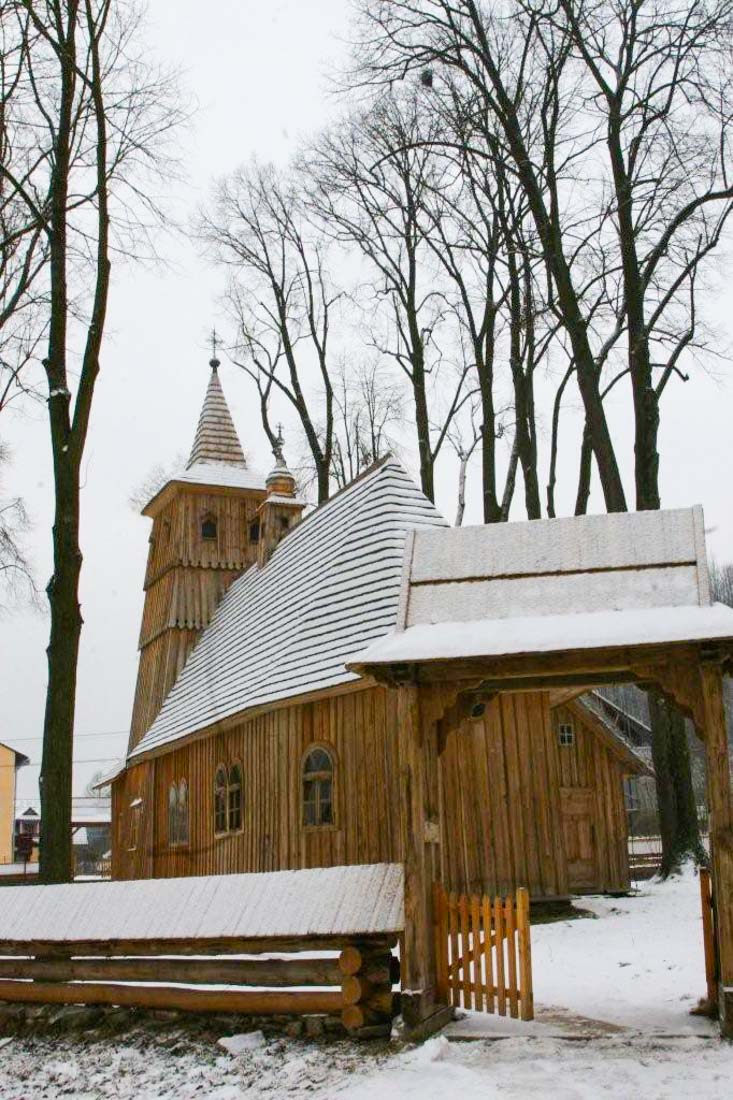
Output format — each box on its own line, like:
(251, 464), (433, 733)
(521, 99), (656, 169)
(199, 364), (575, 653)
(3, 0), (733, 805)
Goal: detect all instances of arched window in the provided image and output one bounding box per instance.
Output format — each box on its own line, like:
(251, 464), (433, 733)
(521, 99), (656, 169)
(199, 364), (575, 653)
(178, 779), (189, 845)
(168, 780), (189, 847)
(201, 513), (217, 541)
(228, 764), (242, 832)
(303, 747), (334, 827)
(168, 784), (177, 845)
(214, 765), (228, 834)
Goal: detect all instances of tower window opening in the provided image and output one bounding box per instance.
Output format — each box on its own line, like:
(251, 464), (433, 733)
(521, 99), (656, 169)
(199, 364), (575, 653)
(249, 520), (260, 544)
(201, 514), (217, 541)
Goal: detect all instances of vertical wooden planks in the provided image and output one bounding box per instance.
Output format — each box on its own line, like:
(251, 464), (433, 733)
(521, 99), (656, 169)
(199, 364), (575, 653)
(517, 887), (534, 1021)
(504, 894), (518, 1018)
(470, 892), (482, 1012)
(494, 894), (506, 1016)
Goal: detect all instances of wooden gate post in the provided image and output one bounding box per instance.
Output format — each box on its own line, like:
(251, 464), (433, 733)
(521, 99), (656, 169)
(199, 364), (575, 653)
(699, 663), (733, 1036)
(397, 683), (452, 1036)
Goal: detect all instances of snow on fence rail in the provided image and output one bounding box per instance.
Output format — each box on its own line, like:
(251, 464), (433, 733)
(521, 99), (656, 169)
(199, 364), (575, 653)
(0, 864), (404, 1036)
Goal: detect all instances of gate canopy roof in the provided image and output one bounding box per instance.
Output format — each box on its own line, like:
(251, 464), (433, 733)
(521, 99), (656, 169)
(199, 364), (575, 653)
(350, 507), (733, 679)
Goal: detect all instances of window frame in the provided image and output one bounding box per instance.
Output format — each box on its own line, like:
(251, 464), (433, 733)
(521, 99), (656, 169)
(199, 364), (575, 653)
(227, 763), (243, 834)
(302, 744), (336, 830)
(201, 512), (218, 542)
(128, 799), (143, 852)
(558, 721), (575, 747)
(214, 764), (228, 836)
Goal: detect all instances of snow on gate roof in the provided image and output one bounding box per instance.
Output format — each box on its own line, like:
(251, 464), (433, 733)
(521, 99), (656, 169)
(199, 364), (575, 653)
(130, 457), (447, 759)
(351, 506), (733, 668)
(0, 863), (404, 944)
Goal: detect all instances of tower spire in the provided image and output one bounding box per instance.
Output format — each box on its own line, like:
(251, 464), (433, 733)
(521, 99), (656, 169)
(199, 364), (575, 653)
(187, 348), (247, 468)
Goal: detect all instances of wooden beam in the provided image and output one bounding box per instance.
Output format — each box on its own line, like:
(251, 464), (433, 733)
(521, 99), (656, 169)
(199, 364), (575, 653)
(0, 934), (398, 958)
(699, 663), (733, 1035)
(397, 684), (441, 1025)
(0, 980), (343, 1016)
(0, 957), (343, 987)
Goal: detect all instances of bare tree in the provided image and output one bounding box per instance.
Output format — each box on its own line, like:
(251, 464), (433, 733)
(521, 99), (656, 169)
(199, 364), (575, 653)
(329, 359), (403, 488)
(0, 438), (34, 606)
(353, 0), (628, 511)
(307, 91), (471, 502)
(0, 0), (184, 882)
(199, 162), (338, 504)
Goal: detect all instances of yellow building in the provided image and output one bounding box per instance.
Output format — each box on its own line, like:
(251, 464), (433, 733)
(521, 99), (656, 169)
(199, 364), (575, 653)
(0, 742), (28, 864)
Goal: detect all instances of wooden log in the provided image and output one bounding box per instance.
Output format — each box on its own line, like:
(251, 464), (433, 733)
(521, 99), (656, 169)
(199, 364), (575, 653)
(340, 979), (394, 1015)
(0, 934), (397, 959)
(0, 957), (343, 987)
(337, 947), (397, 981)
(0, 980), (343, 1016)
(341, 1003), (391, 1032)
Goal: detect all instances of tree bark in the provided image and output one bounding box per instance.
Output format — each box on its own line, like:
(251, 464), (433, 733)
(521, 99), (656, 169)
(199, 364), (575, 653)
(648, 692), (706, 876)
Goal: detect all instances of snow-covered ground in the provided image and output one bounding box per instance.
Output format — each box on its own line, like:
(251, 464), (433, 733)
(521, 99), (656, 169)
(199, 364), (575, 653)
(0, 868), (730, 1099)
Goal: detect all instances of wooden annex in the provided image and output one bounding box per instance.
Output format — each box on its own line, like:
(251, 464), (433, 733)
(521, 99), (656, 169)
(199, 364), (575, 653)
(107, 360), (733, 1037)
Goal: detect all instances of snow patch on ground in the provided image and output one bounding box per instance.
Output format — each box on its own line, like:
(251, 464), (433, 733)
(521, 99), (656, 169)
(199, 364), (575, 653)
(0, 869), (729, 1098)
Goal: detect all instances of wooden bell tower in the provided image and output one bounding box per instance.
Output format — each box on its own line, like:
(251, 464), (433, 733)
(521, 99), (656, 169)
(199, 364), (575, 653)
(128, 354), (268, 751)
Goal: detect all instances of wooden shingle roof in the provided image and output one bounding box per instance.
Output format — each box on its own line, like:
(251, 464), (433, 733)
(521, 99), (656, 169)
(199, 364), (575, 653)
(130, 457), (447, 760)
(187, 365), (247, 468)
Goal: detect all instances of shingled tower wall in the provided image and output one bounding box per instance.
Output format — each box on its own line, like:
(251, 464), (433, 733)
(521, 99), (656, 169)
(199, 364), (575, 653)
(127, 359), (268, 752)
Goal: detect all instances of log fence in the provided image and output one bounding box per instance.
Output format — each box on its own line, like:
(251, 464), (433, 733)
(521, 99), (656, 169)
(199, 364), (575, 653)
(433, 883), (533, 1021)
(0, 934), (399, 1037)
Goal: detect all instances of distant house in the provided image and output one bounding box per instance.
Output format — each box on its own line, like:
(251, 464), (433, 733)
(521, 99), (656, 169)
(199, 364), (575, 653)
(14, 797), (112, 874)
(0, 743), (28, 864)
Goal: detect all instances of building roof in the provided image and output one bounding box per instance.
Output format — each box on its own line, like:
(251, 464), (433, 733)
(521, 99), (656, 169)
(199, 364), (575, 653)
(142, 365), (268, 515)
(0, 741), (29, 767)
(130, 457), (447, 760)
(570, 697), (653, 777)
(0, 863), (404, 943)
(351, 506), (733, 670)
(187, 362), (247, 468)
(15, 798), (111, 827)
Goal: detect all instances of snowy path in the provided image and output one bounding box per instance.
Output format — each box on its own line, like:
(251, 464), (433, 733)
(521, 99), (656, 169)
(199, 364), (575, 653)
(0, 869), (730, 1099)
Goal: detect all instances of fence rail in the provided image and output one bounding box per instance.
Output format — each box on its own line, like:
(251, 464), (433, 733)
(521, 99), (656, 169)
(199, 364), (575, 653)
(433, 884), (533, 1021)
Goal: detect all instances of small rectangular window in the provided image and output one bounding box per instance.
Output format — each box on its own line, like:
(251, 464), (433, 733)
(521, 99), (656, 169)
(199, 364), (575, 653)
(558, 722), (575, 747)
(128, 800), (142, 850)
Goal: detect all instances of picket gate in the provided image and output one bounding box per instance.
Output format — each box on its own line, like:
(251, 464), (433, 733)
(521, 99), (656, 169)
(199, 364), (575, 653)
(433, 883), (533, 1021)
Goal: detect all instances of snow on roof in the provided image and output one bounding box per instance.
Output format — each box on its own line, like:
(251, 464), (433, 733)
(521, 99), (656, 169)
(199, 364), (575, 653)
(0, 862), (404, 943)
(351, 604), (733, 667)
(351, 506), (733, 668)
(130, 458), (447, 759)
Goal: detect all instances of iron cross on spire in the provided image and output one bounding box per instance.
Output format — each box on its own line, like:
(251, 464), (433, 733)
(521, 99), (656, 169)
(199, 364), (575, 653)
(209, 327), (221, 370)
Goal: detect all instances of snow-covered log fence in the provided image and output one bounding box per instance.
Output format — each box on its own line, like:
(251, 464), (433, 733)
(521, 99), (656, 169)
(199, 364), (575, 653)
(0, 863), (404, 1036)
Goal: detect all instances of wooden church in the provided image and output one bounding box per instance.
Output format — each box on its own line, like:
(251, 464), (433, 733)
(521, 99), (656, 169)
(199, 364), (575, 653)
(111, 356), (650, 898)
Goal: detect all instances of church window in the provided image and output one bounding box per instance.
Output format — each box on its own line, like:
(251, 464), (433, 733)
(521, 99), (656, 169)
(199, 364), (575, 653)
(178, 779), (189, 845)
(558, 721), (575, 747)
(201, 514), (218, 541)
(228, 764), (242, 832)
(214, 765), (228, 834)
(168, 780), (190, 847)
(249, 520), (260, 544)
(303, 747), (334, 827)
(128, 798), (142, 851)
(168, 784), (177, 845)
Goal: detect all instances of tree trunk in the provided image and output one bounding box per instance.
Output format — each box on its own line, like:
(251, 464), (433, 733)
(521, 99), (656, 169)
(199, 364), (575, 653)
(648, 693), (706, 876)
(39, 457), (82, 883)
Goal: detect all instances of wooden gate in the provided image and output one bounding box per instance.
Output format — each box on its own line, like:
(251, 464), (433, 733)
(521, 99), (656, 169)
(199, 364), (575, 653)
(433, 884), (533, 1020)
